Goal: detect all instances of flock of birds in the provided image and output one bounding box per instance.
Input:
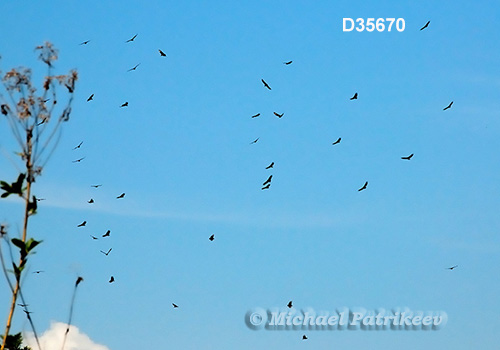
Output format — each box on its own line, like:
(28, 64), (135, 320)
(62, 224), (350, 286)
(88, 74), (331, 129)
(253, 19), (459, 341)
(67, 33), (209, 310)
(250, 22), (452, 198)
(32, 20), (460, 343)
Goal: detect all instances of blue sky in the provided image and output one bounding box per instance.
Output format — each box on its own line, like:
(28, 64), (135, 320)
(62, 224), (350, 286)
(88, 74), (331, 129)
(1, 0), (500, 349)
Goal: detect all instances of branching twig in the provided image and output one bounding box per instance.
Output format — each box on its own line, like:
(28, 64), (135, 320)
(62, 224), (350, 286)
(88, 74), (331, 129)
(61, 277), (83, 350)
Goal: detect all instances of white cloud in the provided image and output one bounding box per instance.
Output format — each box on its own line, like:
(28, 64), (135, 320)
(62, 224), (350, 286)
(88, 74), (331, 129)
(24, 321), (109, 350)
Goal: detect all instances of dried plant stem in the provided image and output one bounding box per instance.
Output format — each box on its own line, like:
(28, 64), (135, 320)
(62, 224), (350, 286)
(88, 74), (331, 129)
(1, 135), (32, 350)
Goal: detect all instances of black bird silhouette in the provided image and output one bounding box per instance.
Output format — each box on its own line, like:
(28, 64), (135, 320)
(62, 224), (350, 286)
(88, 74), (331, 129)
(32, 270), (44, 274)
(443, 101), (453, 110)
(172, 303), (179, 308)
(358, 181), (368, 191)
(261, 184), (271, 190)
(35, 198), (46, 201)
(91, 184), (102, 188)
(100, 248), (112, 256)
(126, 34), (138, 43)
(90, 235), (98, 240)
(127, 63), (141, 72)
(274, 112), (284, 118)
(209, 234), (215, 241)
(88, 198), (94, 204)
(87, 94), (94, 102)
(102, 230), (111, 237)
(109, 276), (115, 283)
(401, 154), (414, 160)
(23, 309), (33, 318)
(261, 79), (272, 90)
(73, 141), (83, 150)
(266, 162), (274, 169)
(332, 138), (341, 145)
(79, 40), (90, 45)
(1, 104), (9, 116)
(350, 92), (358, 100)
(250, 138), (259, 144)
(18, 304), (29, 307)
(120, 102), (128, 108)
(72, 157), (85, 163)
(263, 175), (272, 186)
(420, 21), (430, 30)
(116, 193), (125, 199)
(302, 335), (308, 340)
(159, 49), (167, 57)
(283, 61), (293, 65)
(287, 301), (293, 308)
(447, 265), (458, 270)
(77, 221), (86, 227)
(251, 113), (260, 118)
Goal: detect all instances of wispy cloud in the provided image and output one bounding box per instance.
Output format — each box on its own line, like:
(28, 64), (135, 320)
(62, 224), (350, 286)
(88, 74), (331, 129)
(2, 182), (351, 229)
(427, 236), (500, 254)
(24, 322), (109, 350)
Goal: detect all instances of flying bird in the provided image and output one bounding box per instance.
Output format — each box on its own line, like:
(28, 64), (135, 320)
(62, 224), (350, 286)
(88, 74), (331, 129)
(1, 104), (10, 116)
(102, 230), (111, 237)
(90, 235), (98, 240)
(420, 21), (430, 31)
(77, 221), (87, 227)
(274, 112), (284, 118)
(287, 301), (293, 308)
(116, 193), (125, 199)
(72, 157), (85, 163)
(401, 154), (414, 160)
(262, 175), (273, 186)
(88, 198), (94, 204)
(32, 270), (44, 274)
(251, 113), (260, 118)
(172, 303), (179, 308)
(127, 63), (141, 72)
(443, 101), (453, 110)
(109, 276), (115, 283)
(72, 141), (83, 150)
(350, 92), (358, 100)
(79, 40), (90, 45)
(87, 94), (94, 102)
(120, 102), (128, 108)
(159, 49), (167, 57)
(100, 248), (112, 256)
(358, 181), (368, 191)
(447, 265), (458, 270)
(261, 184), (271, 190)
(332, 138), (341, 145)
(91, 184), (102, 188)
(126, 34), (138, 43)
(266, 162), (274, 169)
(261, 79), (272, 90)
(35, 198), (46, 201)
(283, 61), (293, 65)
(23, 309), (33, 316)
(302, 335), (308, 340)
(250, 138), (259, 144)
(209, 234), (215, 241)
